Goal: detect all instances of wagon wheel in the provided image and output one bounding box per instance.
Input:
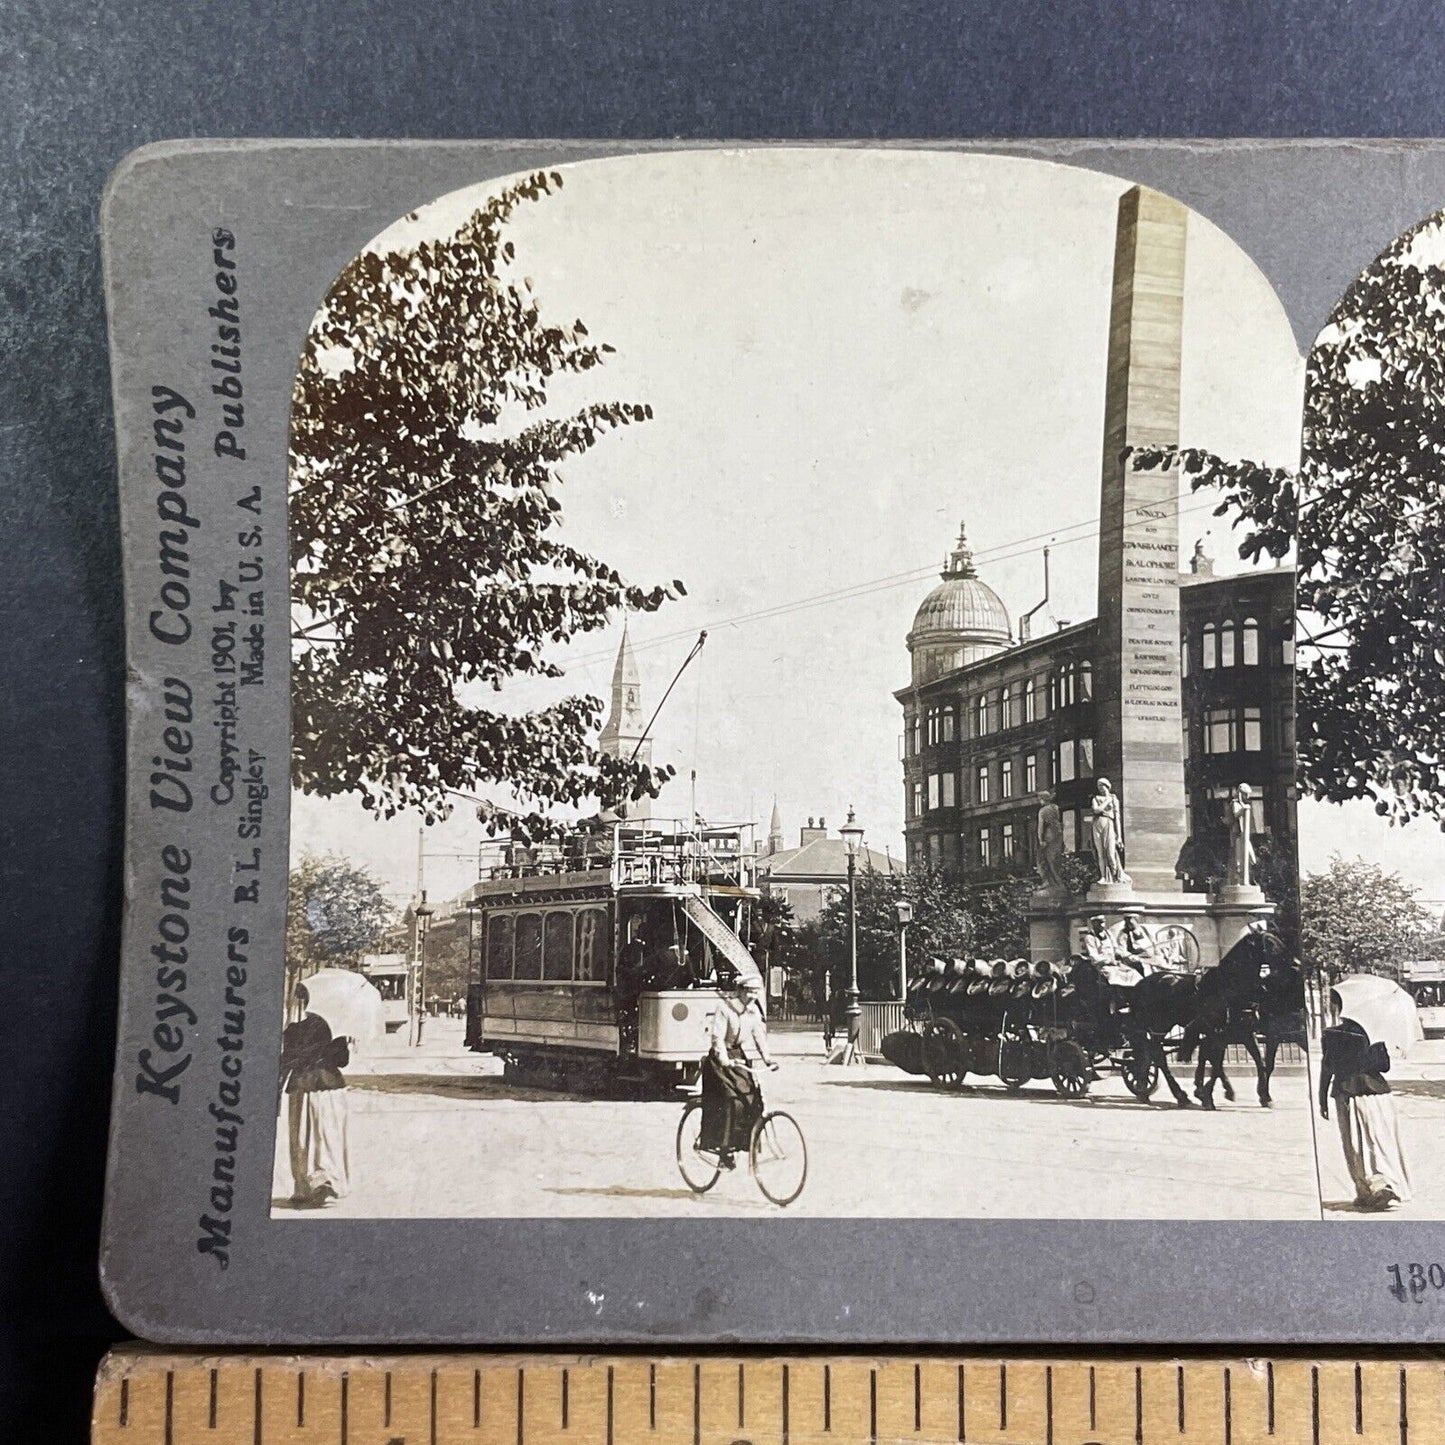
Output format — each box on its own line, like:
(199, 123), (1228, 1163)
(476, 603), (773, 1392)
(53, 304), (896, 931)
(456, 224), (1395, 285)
(1048, 1040), (1091, 1099)
(923, 1017), (965, 1088)
(1120, 1045), (1160, 1100)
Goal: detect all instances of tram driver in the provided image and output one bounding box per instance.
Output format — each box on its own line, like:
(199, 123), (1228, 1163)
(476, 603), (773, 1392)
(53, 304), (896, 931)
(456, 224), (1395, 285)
(699, 981), (778, 1169)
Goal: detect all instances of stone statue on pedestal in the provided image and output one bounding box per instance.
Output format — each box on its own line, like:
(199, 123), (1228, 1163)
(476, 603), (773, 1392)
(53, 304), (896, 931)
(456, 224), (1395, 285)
(1034, 789), (1067, 896)
(1087, 778), (1131, 887)
(1227, 783), (1256, 888)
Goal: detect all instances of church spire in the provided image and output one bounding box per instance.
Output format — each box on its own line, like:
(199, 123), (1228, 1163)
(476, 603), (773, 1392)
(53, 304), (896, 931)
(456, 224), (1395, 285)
(598, 620), (652, 818)
(768, 797), (784, 855)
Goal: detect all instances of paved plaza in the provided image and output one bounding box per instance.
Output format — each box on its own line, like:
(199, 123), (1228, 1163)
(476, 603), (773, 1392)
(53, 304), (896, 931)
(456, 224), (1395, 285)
(274, 1020), (1321, 1219)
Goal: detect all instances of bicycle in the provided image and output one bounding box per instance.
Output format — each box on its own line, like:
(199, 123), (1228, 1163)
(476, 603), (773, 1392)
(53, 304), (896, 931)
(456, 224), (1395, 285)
(675, 1062), (808, 1207)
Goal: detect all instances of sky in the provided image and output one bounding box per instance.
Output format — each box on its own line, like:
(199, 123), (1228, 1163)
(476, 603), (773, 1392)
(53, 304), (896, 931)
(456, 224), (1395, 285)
(290, 147), (1308, 909)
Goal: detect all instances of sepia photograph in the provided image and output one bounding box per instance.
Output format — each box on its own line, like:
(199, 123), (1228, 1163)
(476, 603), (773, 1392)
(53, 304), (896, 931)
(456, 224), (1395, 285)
(275, 149), (1312, 1220)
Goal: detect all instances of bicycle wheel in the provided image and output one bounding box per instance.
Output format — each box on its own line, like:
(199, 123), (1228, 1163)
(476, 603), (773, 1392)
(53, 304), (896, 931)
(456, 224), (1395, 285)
(750, 1110), (807, 1207)
(676, 1101), (723, 1194)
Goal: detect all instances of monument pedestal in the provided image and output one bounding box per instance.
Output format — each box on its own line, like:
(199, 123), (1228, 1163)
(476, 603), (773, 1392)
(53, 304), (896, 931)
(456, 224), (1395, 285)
(1027, 887), (1275, 971)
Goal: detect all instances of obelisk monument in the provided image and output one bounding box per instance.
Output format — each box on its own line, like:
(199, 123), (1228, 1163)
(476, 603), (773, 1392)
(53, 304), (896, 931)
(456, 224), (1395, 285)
(1093, 185), (1189, 897)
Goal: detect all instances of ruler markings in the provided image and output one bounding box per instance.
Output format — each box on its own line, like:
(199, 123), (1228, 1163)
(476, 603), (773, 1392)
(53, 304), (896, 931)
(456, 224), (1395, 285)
(914, 1362), (921, 1434)
(431, 1367), (439, 1445)
(1178, 1364), (1186, 1434)
(297, 1369), (305, 1428)
(999, 1361), (1007, 1431)
(1311, 1366), (1319, 1445)
(691, 1362), (699, 1445)
(1400, 1365), (1409, 1445)
(164, 1370), (174, 1445)
(1224, 1367), (1232, 1445)
(781, 1363), (790, 1445)
(340, 1372), (348, 1445)
(1045, 1363), (1054, 1445)
(1136, 1364), (1144, 1445)
(119, 1376), (129, 1429)
(209, 1368), (218, 1430)
(825, 1363), (832, 1433)
(869, 1367), (877, 1445)
(561, 1367), (569, 1430)
(1266, 1361), (1275, 1435)
(737, 1361), (744, 1429)
(649, 1363), (656, 1431)
(252, 1367), (261, 1445)
(605, 1365), (614, 1445)
(474, 1368), (482, 1430)
(384, 1369), (393, 1429)
(955, 1362), (962, 1441)
(516, 1368), (524, 1445)
(1090, 1364), (1097, 1431)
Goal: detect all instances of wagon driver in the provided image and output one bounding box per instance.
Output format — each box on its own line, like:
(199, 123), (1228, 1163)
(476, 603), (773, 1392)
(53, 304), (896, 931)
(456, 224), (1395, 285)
(699, 980), (778, 1170)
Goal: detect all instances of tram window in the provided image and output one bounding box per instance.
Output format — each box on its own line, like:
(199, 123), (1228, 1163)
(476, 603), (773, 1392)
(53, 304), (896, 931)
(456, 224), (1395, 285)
(576, 908), (609, 982)
(543, 911), (574, 981)
(513, 912), (543, 980)
(485, 915), (514, 980)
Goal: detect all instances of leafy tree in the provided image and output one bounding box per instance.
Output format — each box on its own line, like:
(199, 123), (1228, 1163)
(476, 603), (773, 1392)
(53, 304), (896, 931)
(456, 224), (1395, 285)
(1131, 208), (1445, 826)
(286, 852), (394, 980)
(813, 864), (1037, 1001)
(290, 170), (683, 831)
(1299, 854), (1431, 983)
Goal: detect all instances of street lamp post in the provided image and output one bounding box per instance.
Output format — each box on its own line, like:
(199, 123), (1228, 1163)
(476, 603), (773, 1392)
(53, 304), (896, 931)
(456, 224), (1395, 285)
(838, 807), (865, 1065)
(411, 896), (434, 1048)
(895, 897), (914, 1002)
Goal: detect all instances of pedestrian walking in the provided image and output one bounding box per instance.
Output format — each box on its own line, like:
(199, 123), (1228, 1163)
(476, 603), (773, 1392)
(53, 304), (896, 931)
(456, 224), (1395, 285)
(280, 983), (353, 1208)
(1319, 988), (1412, 1211)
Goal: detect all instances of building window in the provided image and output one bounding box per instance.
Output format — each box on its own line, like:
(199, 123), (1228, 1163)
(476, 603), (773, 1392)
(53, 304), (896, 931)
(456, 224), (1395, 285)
(912, 715), (924, 754)
(941, 833), (958, 869)
(928, 834), (943, 868)
(1242, 617), (1260, 666)
(1243, 706), (1263, 752)
(1281, 633), (1295, 666)
(978, 828), (991, 868)
(1205, 708), (1234, 755)
(513, 912), (544, 981)
(910, 779), (924, 818)
(1079, 661), (1093, 700)
(942, 704), (956, 743)
(1220, 623), (1237, 669)
(1004, 682), (1025, 729)
(976, 764), (990, 804)
(927, 772), (941, 810)
(543, 910), (575, 982)
(909, 838), (925, 867)
(1056, 742), (1076, 784)
(975, 693), (990, 737)
(1031, 673), (1047, 721)
(1000, 758), (1014, 799)
(1002, 821), (1016, 861)
(1077, 736), (1094, 776)
(941, 771), (957, 808)
(1202, 623), (1218, 670)
(1024, 753), (1037, 793)
(485, 914), (515, 980)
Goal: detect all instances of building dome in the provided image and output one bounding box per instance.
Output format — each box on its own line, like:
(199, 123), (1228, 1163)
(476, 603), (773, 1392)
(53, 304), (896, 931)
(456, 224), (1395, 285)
(907, 524), (1012, 683)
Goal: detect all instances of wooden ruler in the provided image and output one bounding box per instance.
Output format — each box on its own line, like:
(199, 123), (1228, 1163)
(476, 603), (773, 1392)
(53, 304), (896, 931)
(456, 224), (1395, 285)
(92, 1351), (1445, 1445)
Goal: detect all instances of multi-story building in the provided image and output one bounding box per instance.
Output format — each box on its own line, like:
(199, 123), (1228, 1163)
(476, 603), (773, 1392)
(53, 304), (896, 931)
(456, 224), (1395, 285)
(897, 526), (1295, 890)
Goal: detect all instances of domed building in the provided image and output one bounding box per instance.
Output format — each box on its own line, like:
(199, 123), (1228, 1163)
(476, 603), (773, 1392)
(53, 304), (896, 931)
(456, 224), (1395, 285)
(906, 525), (1012, 685)
(895, 521), (1296, 888)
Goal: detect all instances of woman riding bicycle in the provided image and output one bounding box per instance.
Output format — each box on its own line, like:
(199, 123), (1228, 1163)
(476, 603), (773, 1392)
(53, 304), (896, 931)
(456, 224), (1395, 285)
(699, 982), (778, 1169)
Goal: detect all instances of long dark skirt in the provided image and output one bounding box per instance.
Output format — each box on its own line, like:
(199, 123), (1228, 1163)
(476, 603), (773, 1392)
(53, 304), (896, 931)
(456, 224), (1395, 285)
(700, 1055), (759, 1151)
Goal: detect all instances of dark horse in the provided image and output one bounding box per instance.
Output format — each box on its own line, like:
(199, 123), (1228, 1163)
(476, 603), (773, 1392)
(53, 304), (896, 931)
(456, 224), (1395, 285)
(1178, 927), (1305, 1109)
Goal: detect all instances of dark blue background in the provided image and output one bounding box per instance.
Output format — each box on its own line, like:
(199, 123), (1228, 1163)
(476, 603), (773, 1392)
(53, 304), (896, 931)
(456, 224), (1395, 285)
(4, 2), (1443, 1437)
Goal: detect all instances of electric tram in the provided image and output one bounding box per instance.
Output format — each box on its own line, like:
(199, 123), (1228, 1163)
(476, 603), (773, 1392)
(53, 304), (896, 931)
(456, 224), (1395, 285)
(459, 817), (764, 1090)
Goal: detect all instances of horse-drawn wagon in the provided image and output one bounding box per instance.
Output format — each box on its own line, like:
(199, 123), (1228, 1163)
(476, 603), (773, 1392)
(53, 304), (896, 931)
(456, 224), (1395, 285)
(880, 925), (1303, 1109)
